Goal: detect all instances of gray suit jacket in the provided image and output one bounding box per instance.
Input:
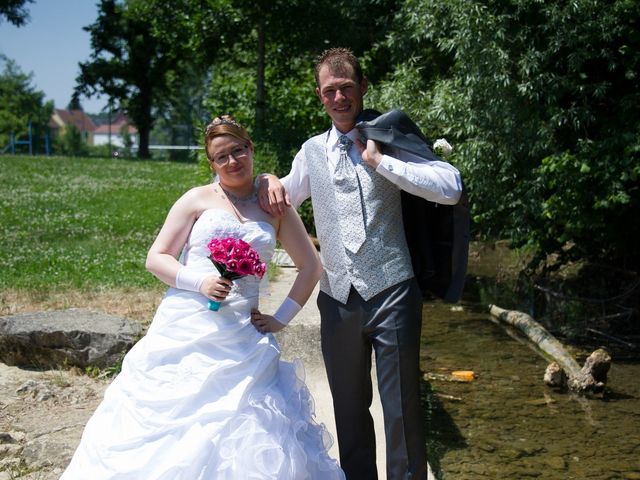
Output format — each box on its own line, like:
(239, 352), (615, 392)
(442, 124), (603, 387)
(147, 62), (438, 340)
(356, 109), (470, 303)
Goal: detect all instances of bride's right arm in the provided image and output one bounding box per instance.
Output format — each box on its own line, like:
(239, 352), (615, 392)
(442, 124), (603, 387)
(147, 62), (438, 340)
(145, 190), (233, 302)
(145, 190), (200, 287)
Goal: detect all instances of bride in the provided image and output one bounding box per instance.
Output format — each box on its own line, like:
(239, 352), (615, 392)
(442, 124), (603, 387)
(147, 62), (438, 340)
(61, 115), (345, 479)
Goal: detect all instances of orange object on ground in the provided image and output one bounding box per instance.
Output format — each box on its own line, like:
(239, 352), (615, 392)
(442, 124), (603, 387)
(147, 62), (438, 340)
(451, 370), (476, 381)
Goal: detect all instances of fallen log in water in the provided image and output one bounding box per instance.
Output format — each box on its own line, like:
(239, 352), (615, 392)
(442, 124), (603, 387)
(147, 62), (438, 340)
(488, 304), (611, 393)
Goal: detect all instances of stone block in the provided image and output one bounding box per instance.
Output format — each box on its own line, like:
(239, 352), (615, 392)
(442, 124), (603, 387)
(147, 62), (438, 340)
(0, 309), (143, 369)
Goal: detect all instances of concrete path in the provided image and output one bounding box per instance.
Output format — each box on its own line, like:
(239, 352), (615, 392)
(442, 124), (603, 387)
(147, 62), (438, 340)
(262, 265), (435, 479)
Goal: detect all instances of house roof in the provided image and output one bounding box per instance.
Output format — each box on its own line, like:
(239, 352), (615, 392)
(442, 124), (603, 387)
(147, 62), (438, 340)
(49, 109), (97, 132)
(94, 122), (138, 135)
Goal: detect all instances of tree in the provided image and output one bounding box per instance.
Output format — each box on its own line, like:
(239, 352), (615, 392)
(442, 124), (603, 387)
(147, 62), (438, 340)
(0, 55), (52, 154)
(74, 0), (202, 159)
(55, 124), (89, 157)
(67, 95), (82, 111)
(375, 0), (639, 274)
(150, 64), (210, 162)
(76, 0), (401, 162)
(225, 0), (401, 139)
(0, 0), (32, 26)
(191, 0), (402, 156)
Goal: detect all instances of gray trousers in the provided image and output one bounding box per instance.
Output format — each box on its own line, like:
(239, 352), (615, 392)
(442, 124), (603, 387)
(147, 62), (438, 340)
(318, 278), (426, 480)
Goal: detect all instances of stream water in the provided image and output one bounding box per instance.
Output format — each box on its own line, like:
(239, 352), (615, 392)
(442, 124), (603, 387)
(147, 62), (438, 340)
(420, 289), (640, 479)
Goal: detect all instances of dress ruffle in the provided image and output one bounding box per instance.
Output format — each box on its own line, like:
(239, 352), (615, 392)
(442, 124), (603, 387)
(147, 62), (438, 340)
(211, 361), (343, 480)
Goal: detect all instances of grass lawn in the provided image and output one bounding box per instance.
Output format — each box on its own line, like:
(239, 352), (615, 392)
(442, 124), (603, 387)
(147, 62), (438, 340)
(1, 155), (205, 320)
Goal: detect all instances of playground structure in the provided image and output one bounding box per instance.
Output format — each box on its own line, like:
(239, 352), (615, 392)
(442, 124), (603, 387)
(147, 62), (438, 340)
(2, 119), (202, 158)
(1, 120), (50, 155)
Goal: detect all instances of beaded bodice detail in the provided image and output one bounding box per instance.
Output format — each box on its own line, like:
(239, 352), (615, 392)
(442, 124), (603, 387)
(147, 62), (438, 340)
(181, 209), (275, 299)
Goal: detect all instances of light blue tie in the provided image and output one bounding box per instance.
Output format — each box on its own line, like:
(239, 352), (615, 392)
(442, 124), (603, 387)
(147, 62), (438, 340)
(333, 135), (366, 253)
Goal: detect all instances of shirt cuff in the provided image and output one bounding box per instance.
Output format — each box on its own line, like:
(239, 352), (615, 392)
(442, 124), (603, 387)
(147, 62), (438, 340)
(375, 154), (403, 183)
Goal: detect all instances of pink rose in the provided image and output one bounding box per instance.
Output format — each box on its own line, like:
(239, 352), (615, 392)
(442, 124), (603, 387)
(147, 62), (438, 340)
(210, 245), (228, 263)
(230, 247), (246, 260)
(254, 262), (266, 279)
(237, 258), (255, 276)
(226, 259), (238, 272)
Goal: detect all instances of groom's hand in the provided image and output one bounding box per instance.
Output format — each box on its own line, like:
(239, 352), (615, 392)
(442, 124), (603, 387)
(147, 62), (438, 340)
(256, 173), (290, 217)
(357, 138), (383, 168)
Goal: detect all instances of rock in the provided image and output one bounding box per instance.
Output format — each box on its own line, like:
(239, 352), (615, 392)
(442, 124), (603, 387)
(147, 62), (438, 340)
(16, 380), (54, 401)
(580, 348), (611, 384)
(0, 443), (22, 461)
(0, 309), (143, 369)
(0, 363), (109, 479)
(23, 436), (76, 469)
(544, 362), (567, 388)
(568, 348), (612, 393)
(0, 433), (18, 445)
(545, 456), (566, 470)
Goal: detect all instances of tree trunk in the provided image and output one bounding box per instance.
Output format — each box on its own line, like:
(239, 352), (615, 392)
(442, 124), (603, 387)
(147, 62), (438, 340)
(134, 85), (152, 159)
(488, 304), (611, 393)
(255, 17), (266, 138)
(137, 124), (150, 159)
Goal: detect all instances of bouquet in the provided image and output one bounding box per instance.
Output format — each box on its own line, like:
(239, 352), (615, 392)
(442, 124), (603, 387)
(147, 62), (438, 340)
(206, 237), (267, 311)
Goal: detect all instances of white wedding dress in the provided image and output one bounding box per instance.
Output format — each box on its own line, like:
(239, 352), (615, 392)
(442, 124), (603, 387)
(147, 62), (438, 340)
(62, 209), (345, 480)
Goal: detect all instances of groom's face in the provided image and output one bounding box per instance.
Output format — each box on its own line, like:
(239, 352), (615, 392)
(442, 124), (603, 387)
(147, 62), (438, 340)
(316, 63), (368, 133)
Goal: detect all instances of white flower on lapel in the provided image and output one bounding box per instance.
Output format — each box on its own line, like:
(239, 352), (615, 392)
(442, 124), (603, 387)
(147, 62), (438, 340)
(433, 138), (453, 156)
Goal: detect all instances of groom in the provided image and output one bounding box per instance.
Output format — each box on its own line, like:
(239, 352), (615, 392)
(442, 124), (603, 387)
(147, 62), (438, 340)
(258, 47), (463, 479)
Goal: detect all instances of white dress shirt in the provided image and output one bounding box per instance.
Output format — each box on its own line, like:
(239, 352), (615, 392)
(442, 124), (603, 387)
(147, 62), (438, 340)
(282, 125), (463, 208)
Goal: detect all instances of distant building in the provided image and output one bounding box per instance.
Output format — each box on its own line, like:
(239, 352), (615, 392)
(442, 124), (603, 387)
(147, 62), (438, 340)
(93, 112), (139, 149)
(49, 109), (97, 144)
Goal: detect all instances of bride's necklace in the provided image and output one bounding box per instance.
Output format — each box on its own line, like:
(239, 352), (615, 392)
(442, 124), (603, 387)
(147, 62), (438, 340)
(216, 184), (257, 208)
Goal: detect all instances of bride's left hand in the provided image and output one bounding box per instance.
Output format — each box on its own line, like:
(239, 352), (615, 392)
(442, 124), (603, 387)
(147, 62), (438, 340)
(250, 308), (285, 334)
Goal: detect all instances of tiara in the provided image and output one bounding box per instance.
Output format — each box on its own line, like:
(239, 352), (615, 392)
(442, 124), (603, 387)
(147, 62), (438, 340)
(205, 115), (242, 134)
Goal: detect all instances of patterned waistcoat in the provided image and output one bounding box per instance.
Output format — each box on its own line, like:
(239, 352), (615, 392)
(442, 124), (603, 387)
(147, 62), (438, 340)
(304, 132), (414, 304)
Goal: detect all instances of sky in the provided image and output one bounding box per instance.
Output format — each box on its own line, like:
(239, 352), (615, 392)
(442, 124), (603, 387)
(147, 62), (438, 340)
(0, 0), (107, 113)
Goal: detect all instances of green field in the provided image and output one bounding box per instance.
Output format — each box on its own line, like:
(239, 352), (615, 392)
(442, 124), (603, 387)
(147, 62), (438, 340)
(1, 155), (204, 290)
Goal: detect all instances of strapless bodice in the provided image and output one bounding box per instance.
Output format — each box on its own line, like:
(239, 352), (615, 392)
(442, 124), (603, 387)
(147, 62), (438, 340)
(181, 209), (275, 299)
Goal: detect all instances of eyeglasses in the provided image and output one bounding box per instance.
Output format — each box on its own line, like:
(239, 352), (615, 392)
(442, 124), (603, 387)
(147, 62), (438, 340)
(212, 144), (250, 166)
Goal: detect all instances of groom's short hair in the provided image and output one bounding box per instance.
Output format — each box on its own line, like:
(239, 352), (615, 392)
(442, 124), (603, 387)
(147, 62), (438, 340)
(314, 47), (363, 86)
